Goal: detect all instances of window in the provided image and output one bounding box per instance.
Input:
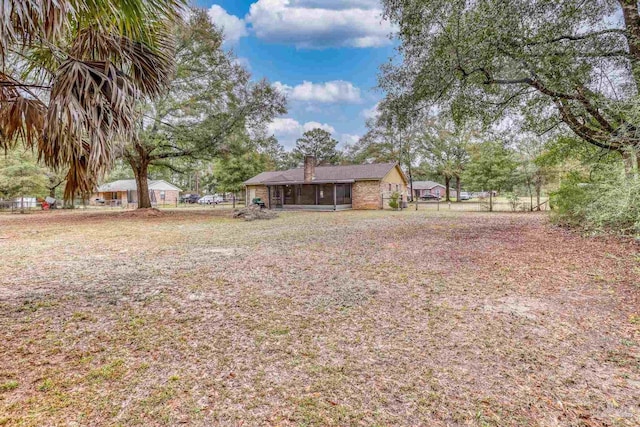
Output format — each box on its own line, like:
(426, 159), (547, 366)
(396, 184), (399, 191)
(111, 192), (118, 200)
(160, 190), (166, 201)
(388, 183), (392, 191)
(435, 189), (440, 197)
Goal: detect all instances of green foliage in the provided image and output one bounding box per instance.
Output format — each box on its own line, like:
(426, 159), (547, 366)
(0, 150), (48, 199)
(505, 192), (521, 212)
(418, 121), (471, 199)
(122, 9), (286, 206)
(293, 128), (340, 165)
(463, 141), (518, 193)
(551, 165), (640, 236)
(214, 151), (270, 193)
(380, 0), (639, 157)
(389, 191), (400, 209)
(549, 172), (591, 225)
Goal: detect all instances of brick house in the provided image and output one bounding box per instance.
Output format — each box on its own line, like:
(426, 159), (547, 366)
(244, 157), (408, 210)
(412, 181), (446, 199)
(91, 179), (181, 207)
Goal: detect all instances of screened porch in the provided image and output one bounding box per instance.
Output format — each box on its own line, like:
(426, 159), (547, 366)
(267, 183), (352, 210)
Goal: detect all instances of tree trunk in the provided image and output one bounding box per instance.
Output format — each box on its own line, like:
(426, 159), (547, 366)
(620, 0), (640, 87)
(535, 181), (542, 211)
(455, 176), (461, 202)
(489, 191), (493, 212)
(408, 164), (414, 202)
(444, 176), (451, 202)
(131, 160), (152, 209)
(622, 149), (640, 177)
(49, 187), (56, 198)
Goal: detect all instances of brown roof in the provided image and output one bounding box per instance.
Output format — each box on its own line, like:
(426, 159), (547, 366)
(244, 163), (405, 185)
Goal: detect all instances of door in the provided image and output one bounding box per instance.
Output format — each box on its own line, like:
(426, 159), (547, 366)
(249, 188), (256, 204)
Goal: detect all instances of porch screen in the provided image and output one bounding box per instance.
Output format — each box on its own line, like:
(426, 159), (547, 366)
(335, 184), (352, 204)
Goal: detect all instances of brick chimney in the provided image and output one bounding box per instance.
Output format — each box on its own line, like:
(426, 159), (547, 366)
(304, 155), (316, 183)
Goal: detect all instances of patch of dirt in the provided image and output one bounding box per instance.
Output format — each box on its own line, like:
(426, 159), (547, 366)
(483, 296), (550, 320)
(119, 208), (163, 217)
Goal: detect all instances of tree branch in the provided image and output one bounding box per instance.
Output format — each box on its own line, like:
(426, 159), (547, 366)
(523, 28), (627, 46)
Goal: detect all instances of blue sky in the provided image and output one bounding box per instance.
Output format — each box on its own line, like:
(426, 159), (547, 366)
(193, 0), (395, 149)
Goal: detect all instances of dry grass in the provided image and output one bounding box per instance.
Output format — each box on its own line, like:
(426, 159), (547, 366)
(0, 209), (638, 426)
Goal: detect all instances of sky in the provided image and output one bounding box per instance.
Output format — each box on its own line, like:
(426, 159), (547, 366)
(193, 0), (395, 149)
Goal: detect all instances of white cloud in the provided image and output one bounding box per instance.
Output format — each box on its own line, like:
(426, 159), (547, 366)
(246, 0), (394, 49)
(275, 80), (361, 104)
(208, 5), (248, 44)
(341, 133), (361, 145)
(267, 117), (336, 148)
(268, 118), (304, 135)
(361, 102), (380, 120)
(292, 0), (380, 10)
(303, 121), (336, 133)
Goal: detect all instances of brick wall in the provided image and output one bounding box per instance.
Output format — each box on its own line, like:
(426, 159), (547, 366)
(246, 185), (270, 208)
(353, 180), (381, 210)
(152, 189), (179, 206)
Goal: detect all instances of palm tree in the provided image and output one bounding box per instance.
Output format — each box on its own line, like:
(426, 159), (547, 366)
(0, 0), (183, 199)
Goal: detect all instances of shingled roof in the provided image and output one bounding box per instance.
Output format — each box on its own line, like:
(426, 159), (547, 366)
(244, 163), (406, 185)
(411, 180), (446, 190)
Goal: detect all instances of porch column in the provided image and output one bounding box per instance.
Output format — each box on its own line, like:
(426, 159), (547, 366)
(333, 184), (337, 211)
(267, 186), (271, 209)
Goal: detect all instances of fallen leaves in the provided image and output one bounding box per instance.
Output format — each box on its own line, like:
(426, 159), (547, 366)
(0, 209), (638, 426)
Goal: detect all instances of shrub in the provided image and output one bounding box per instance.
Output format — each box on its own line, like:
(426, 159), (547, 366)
(388, 191), (400, 209)
(505, 192), (520, 212)
(551, 166), (640, 237)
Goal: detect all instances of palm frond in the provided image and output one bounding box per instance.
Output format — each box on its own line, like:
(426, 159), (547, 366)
(44, 59), (135, 177)
(0, 0), (71, 62)
(0, 73), (47, 151)
(69, 27), (174, 96)
(1, 0), (184, 199)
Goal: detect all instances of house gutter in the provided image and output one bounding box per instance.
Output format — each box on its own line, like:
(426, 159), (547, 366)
(262, 179), (355, 185)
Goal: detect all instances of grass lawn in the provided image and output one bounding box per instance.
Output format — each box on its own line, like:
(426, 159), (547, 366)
(0, 209), (638, 426)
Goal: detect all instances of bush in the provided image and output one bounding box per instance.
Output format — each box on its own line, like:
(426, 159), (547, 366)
(551, 166), (640, 236)
(388, 191), (400, 209)
(505, 192), (520, 212)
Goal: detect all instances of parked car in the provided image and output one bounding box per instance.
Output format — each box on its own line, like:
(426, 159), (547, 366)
(198, 195), (223, 205)
(459, 192), (471, 200)
(420, 194), (440, 200)
(180, 194), (200, 204)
